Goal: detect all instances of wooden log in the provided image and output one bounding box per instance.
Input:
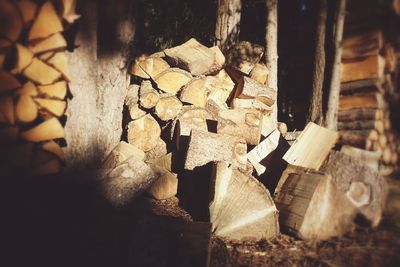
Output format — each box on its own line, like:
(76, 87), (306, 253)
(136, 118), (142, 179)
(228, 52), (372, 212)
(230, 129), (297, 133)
(164, 38), (223, 76)
(338, 130), (378, 149)
(42, 140), (65, 161)
(260, 115), (277, 137)
(338, 108), (382, 121)
(47, 52), (71, 81)
(247, 129), (280, 175)
(341, 55), (385, 83)
(226, 41), (264, 75)
(139, 80), (159, 109)
(283, 122), (338, 170)
(127, 114), (161, 152)
(15, 94), (38, 123)
(154, 68), (192, 95)
(0, 96), (15, 125)
(61, 0), (81, 24)
(205, 70), (235, 111)
(231, 98), (273, 116)
(378, 133), (388, 148)
(16, 81), (38, 96)
(21, 117), (65, 141)
(144, 138), (168, 161)
(0, 0), (23, 41)
(215, 0), (241, 52)
(217, 109), (262, 145)
(180, 77), (208, 107)
(147, 170), (178, 200)
(12, 44), (34, 74)
(322, 151), (388, 227)
(38, 81), (67, 99)
(155, 95), (183, 121)
(125, 84), (146, 120)
(342, 29), (384, 59)
(274, 166), (356, 240)
(340, 145), (381, 171)
(340, 78), (382, 94)
(249, 63), (268, 85)
(131, 55), (170, 79)
(277, 122), (288, 135)
(16, 0), (38, 25)
(38, 51), (55, 61)
(146, 152), (172, 171)
(34, 98), (66, 117)
(28, 1), (63, 40)
(337, 120), (384, 133)
(339, 93), (385, 111)
(382, 146), (392, 165)
(102, 141), (145, 170)
(184, 129), (247, 171)
(234, 76), (276, 106)
(28, 33), (67, 54)
(23, 58), (61, 85)
(210, 162), (279, 241)
(0, 70), (21, 92)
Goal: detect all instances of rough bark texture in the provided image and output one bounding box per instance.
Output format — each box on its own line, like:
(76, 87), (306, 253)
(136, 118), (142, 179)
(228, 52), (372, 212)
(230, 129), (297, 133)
(265, 0), (278, 122)
(307, 0), (327, 125)
(215, 0), (242, 52)
(64, 1), (135, 173)
(325, 0), (346, 130)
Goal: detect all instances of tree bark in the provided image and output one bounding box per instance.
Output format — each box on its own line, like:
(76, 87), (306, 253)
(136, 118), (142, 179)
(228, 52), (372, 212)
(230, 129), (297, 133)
(265, 0), (278, 122)
(307, 0), (327, 125)
(325, 0), (347, 130)
(214, 0), (242, 52)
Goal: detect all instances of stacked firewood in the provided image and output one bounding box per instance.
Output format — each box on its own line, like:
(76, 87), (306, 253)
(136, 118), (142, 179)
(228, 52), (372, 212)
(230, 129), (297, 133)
(0, 0), (79, 176)
(338, 4), (400, 175)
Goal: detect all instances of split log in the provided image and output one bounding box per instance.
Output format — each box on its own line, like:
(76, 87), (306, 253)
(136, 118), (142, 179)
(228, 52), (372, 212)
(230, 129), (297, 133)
(125, 84), (146, 120)
(154, 95), (183, 121)
(283, 131), (302, 144)
(154, 68), (192, 95)
(231, 98), (273, 116)
(16, 0), (38, 25)
(129, 54), (150, 79)
(0, 0), (23, 41)
(15, 94), (38, 123)
(340, 145), (381, 170)
(341, 55), (385, 83)
(147, 170), (178, 200)
(339, 93), (385, 111)
(322, 151), (388, 227)
(62, 0), (81, 23)
(249, 63), (268, 85)
(205, 70), (235, 111)
(338, 108), (382, 121)
(338, 120), (384, 133)
(131, 55), (170, 79)
(283, 122), (338, 170)
(20, 117), (65, 141)
(342, 29), (383, 59)
(139, 80), (159, 109)
(234, 76), (276, 106)
(28, 33), (67, 54)
(127, 114), (161, 152)
(226, 41), (264, 74)
(23, 58), (61, 85)
(217, 109), (262, 145)
(164, 38), (223, 76)
(146, 152), (172, 171)
(338, 130), (378, 148)
(184, 129), (247, 170)
(144, 138), (167, 161)
(340, 78), (383, 94)
(180, 77), (208, 107)
(12, 43), (33, 73)
(210, 162), (279, 241)
(260, 115), (277, 137)
(16, 81), (38, 96)
(247, 129), (281, 175)
(28, 1), (63, 40)
(274, 166), (357, 240)
(42, 140), (65, 161)
(102, 141), (145, 170)
(0, 96), (15, 125)
(34, 98), (66, 117)
(38, 81), (67, 99)
(0, 70), (21, 92)
(38, 51), (55, 61)
(47, 52), (71, 81)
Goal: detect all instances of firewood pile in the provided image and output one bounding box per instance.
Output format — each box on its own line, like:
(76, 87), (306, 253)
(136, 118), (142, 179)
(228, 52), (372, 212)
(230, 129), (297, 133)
(0, 0), (79, 176)
(338, 0), (400, 176)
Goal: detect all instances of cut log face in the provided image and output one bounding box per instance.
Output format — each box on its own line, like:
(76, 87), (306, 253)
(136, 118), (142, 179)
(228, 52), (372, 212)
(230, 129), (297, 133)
(38, 81), (67, 99)
(206, 70), (235, 111)
(139, 80), (159, 109)
(16, 81), (38, 96)
(164, 38), (222, 76)
(322, 151), (388, 227)
(155, 95), (183, 121)
(210, 162), (279, 241)
(144, 138), (167, 161)
(16, 0), (38, 25)
(147, 152), (172, 171)
(28, 33), (67, 54)
(102, 141), (145, 170)
(274, 167), (357, 240)
(28, 1), (63, 40)
(283, 122), (338, 170)
(127, 114), (161, 152)
(0, 96), (15, 125)
(180, 77), (208, 107)
(217, 109), (262, 145)
(339, 93), (385, 111)
(147, 170), (178, 200)
(39, 51), (55, 61)
(42, 140), (65, 161)
(34, 98), (66, 117)
(155, 68), (192, 95)
(23, 58), (61, 85)
(184, 129), (247, 171)
(125, 84), (146, 120)
(0, 70), (21, 92)
(12, 43), (34, 73)
(209, 45), (225, 72)
(341, 55), (385, 83)
(235, 76), (276, 106)
(232, 98), (273, 116)
(138, 56), (170, 79)
(16, 94), (38, 123)
(249, 63), (268, 85)
(226, 41), (264, 74)
(129, 54), (150, 79)
(21, 117), (65, 142)
(47, 52), (71, 81)
(0, 0), (23, 41)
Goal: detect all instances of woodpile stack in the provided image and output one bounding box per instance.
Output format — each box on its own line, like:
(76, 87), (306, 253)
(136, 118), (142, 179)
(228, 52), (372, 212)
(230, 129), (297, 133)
(338, 0), (400, 175)
(0, 0), (79, 177)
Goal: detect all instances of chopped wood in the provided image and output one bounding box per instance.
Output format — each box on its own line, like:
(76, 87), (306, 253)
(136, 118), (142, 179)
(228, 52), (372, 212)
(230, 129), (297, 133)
(231, 98), (273, 116)
(16, 81), (38, 96)
(340, 145), (381, 170)
(139, 56), (170, 79)
(184, 129), (247, 171)
(382, 146), (392, 165)
(28, 33), (67, 54)
(217, 108), (262, 145)
(139, 80), (159, 109)
(180, 77), (208, 107)
(338, 108), (382, 121)
(42, 140), (65, 161)
(21, 117), (65, 141)
(235, 76), (276, 106)
(38, 81), (67, 99)
(274, 166), (356, 240)
(340, 78), (382, 94)
(102, 141), (145, 170)
(247, 129), (281, 175)
(155, 95), (183, 121)
(164, 38), (222, 76)
(144, 138), (168, 161)
(209, 45), (225, 72)
(28, 1), (63, 40)
(283, 122), (338, 170)
(23, 58), (61, 85)
(34, 98), (66, 117)
(226, 41), (264, 74)
(284, 131), (302, 142)
(125, 84), (146, 120)
(338, 120), (384, 132)
(127, 114), (161, 152)
(0, 0), (23, 41)
(206, 70), (235, 111)
(62, 0), (81, 23)
(338, 130), (378, 149)
(0, 70), (21, 92)
(30, 158), (61, 176)
(12, 43), (34, 73)
(210, 162), (279, 241)
(0, 127), (19, 145)
(249, 63), (268, 85)
(339, 93), (385, 111)
(260, 115), (277, 136)
(129, 54), (150, 79)
(277, 122), (288, 135)
(146, 152), (172, 171)
(16, 0), (37, 25)
(147, 170), (178, 200)
(342, 29), (383, 59)
(47, 52), (71, 81)
(341, 55), (385, 83)
(0, 96), (15, 125)
(38, 51), (55, 61)
(322, 151), (388, 227)
(155, 68), (192, 95)
(16, 94), (38, 123)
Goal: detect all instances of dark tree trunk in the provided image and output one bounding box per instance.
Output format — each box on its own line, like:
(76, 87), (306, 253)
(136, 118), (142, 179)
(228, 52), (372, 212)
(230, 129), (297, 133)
(215, 0), (242, 52)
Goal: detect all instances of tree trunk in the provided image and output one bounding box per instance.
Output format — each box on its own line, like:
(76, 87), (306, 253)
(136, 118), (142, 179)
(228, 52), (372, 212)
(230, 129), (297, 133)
(265, 0), (278, 122)
(64, 0), (135, 174)
(214, 0), (242, 52)
(307, 0), (327, 125)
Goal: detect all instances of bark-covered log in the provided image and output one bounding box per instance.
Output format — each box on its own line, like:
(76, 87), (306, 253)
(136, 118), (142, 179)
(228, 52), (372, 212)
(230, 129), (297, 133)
(338, 108), (382, 121)
(215, 0), (242, 52)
